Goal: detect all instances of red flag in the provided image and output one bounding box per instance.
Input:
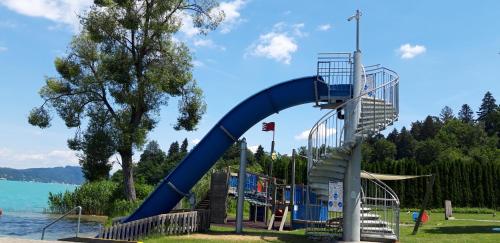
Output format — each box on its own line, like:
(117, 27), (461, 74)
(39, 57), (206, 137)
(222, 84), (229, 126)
(262, 122), (275, 131)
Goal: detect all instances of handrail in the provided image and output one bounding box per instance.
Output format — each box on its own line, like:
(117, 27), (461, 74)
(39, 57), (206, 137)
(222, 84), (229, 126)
(41, 206), (82, 240)
(310, 66), (399, 141)
(362, 170), (400, 205)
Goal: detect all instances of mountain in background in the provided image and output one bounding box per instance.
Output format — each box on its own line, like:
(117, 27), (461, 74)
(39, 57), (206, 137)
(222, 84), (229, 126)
(0, 166), (84, 185)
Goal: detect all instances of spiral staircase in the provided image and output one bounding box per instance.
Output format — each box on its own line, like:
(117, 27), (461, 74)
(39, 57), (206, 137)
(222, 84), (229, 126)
(306, 53), (400, 241)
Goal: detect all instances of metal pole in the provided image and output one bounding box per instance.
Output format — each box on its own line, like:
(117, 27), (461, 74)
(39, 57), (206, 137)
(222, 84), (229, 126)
(343, 10), (363, 241)
(269, 140), (275, 177)
(76, 206), (81, 238)
(291, 149), (296, 228)
(236, 138), (247, 233)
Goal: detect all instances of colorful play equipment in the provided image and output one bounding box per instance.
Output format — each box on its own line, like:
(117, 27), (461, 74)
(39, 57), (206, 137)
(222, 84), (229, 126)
(109, 10), (401, 243)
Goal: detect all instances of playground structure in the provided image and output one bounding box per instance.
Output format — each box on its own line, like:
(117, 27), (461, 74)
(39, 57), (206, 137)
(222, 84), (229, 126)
(100, 10), (401, 242)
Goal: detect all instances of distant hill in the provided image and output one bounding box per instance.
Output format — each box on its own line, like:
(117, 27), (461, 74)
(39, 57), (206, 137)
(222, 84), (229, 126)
(0, 166), (84, 185)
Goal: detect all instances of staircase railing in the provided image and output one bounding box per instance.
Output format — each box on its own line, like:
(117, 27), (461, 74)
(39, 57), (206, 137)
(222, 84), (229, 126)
(41, 206), (82, 240)
(361, 171), (400, 240)
(308, 64), (399, 172)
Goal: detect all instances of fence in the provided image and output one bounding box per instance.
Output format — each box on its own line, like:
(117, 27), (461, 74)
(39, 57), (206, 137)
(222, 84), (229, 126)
(99, 209), (210, 241)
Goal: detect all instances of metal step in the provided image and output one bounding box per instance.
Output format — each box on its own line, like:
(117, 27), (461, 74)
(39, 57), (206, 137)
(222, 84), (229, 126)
(361, 220), (389, 228)
(361, 226), (395, 234)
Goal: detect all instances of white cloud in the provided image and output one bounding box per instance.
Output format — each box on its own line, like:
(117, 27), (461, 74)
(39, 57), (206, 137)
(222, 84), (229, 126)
(317, 24), (331, 31)
(0, 0), (92, 32)
(0, 46), (7, 52)
(193, 39), (226, 51)
(215, 0), (247, 33)
(246, 22), (306, 64)
(179, 0), (248, 37)
(178, 11), (200, 38)
(294, 130), (310, 140)
(0, 147), (78, 169)
(398, 43), (426, 59)
(248, 145), (259, 154)
(294, 124), (336, 140)
(190, 138), (201, 145)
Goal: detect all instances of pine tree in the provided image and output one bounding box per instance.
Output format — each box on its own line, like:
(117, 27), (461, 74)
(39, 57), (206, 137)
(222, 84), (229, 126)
(180, 138), (188, 153)
(477, 91), (498, 121)
(395, 127), (416, 159)
(440, 106), (455, 123)
(167, 141), (180, 158)
(387, 128), (399, 144)
(255, 145), (265, 162)
(458, 104), (474, 123)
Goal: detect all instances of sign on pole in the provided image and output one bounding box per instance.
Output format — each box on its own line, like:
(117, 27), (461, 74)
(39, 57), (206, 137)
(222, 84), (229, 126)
(328, 181), (343, 212)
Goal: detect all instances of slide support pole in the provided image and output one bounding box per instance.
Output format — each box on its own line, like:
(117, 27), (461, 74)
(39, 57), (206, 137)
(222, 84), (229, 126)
(236, 138), (247, 233)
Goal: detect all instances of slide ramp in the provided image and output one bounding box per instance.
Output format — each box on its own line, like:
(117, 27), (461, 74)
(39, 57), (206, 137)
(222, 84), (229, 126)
(125, 76), (329, 222)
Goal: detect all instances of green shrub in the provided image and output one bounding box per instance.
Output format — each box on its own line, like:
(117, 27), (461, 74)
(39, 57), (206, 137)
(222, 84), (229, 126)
(47, 180), (152, 216)
(108, 199), (143, 218)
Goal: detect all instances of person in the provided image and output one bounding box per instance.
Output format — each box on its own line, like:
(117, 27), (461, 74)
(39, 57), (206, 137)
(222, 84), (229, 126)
(0, 208), (3, 216)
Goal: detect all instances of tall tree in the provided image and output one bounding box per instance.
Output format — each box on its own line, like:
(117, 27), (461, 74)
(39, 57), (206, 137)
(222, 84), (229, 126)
(395, 127), (416, 159)
(180, 138), (189, 154)
(386, 128), (399, 144)
(28, 0), (224, 200)
(167, 141), (180, 158)
(458, 104), (474, 124)
(420, 116), (442, 140)
(440, 106), (455, 123)
(136, 141), (167, 185)
(477, 91), (497, 121)
(255, 145), (265, 162)
(76, 119), (115, 182)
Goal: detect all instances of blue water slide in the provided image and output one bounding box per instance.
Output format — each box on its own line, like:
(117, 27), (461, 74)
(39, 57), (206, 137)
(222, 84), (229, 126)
(125, 76), (329, 222)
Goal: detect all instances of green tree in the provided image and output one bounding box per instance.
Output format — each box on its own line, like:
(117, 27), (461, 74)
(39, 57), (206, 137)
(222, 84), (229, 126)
(28, 0), (223, 200)
(180, 138), (189, 153)
(78, 129), (115, 182)
(440, 106), (455, 123)
(421, 116), (442, 140)
(371, 139), (396, 162)
(136, 141), (167, 185)
(70, 112), (116, 182)
(255, 145), (265, 162)
(477, 91), (497, 121)
(395, 127), (416, 159)
(483, 110), (500, 137)
(415, 139), (442, 165)
(167, 141), (180, 159)
(458, 104), (474, 124)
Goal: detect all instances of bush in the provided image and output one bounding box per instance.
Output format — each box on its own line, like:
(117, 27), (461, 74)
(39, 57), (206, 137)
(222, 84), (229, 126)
(48, 180), (153, 216)
(108, 199), (144, 218)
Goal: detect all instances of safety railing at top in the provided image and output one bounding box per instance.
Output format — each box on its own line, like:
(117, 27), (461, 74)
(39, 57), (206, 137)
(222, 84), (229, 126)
(308, 54), (399, 172)
(361, 171), (400, 240)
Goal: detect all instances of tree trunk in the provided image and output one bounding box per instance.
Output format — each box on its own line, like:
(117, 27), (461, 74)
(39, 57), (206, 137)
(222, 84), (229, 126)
(120, 150), (137, 201)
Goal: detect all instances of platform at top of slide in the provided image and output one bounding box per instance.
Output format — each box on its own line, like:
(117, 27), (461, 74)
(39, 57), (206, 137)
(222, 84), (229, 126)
(125, 76), (335, 222)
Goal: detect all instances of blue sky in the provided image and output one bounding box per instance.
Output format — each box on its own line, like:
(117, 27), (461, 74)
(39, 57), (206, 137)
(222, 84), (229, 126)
(0, 0), (499, 169)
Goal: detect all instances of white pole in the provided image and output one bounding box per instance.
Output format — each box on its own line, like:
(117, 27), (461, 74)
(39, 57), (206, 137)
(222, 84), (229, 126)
(236, 138), (247, 233)
(343, 9), (362, 242)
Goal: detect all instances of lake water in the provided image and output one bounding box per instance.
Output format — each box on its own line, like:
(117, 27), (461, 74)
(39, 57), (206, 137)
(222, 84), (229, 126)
(0, 180), (102, 240)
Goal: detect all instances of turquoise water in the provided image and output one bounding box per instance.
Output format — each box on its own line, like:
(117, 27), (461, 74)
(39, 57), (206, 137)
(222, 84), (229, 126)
(0, 180), (76, 212)
(0, 180), (101, 240)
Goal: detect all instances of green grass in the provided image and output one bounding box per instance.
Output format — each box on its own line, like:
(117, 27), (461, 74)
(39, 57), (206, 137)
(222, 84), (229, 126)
(399, 212), (500, 242)
(143, 213), (500, 243)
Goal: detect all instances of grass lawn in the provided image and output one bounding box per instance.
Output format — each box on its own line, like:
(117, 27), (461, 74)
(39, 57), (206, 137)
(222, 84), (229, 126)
(144, 212), (500, 243)
(399, 212), (500, 242)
